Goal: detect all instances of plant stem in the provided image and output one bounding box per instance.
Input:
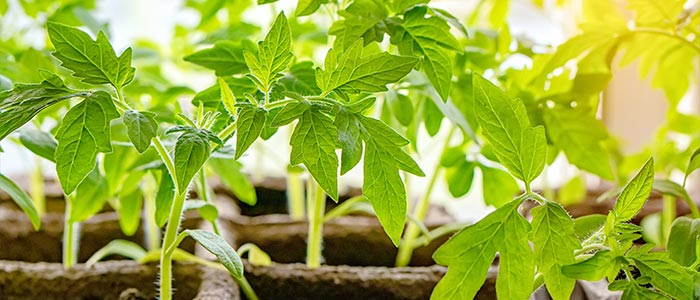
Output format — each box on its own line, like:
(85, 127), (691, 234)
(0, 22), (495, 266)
(238, 276), (259, 300)
(661, 194), (675, 245)
(306, 179), (326, 269)
(631, 28), (700, 55)
(395, 126), (454, 267)
(196, 170), (220, 235)
(30, 160), (45, 216)
(217, 120), (237, 141)
(143, 174), (161, 251)
(287, 168), (305, 220)
(159, 191), (188, 300)
(62, 196), (79, 269)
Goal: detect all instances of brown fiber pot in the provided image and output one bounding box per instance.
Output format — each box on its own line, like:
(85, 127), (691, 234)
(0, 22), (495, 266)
(0, 260), (238, 299)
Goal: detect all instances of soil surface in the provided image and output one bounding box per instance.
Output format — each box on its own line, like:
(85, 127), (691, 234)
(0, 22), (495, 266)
(0, 260), (238, 300)
(0, 205), (201, 262)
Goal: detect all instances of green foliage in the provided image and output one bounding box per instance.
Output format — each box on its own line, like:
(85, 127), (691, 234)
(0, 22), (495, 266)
(208, 158), (257, 205)
(667, 217), (700, 267)
(472, 74), (546, 186)
(235, 106), (267, 159)
(123, 110), (158, 153)
(184, 41), (248, 76)
(613, 158), (655, 222)
(170, 127), (222, 192)
(181, 229), (244, 279)
(244, 13), (293, 94)
(47, 22), (134, 90)
(0, 174), (40, 230)
(55, 91), (119, 194)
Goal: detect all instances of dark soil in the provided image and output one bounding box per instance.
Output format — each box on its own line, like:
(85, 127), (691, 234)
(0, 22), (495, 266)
(0, 260), (238, 300)
(241, 262), (481, 300)
(0, 205), (201, 263)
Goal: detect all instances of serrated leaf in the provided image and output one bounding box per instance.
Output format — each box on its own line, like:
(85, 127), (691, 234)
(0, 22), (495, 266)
(613, 157), (655, 222)
(183, 229), (244, 279)
(155, 170), (175, 227)
(531, 201), (581, 300)
(316, 40), (419, 96)
(19, 129), (57, 162)
(289, 108), (338, 200)
(391, 6), (461, 101)
(123, 110), (157, 153)
(209, 158), (257, 205)
(218, 77), (237, 117)
(481, 166), (519, 208)
(173, 129), (214, 192)
(472, 74), (546, 185)
(270, 101), (310, 126)
(235, 107), (266, 159)
(386, 91), (413, 126)
(277, 61), (322, 96)
(329, 0), (389, 49)
(47, 22), (134, 89)
(668, 217), (700, 267)
(432, 199), (533, 300)
(184, 41), (247, 76)
(335, 108), (363, 175)
(684, 148), (700, 185)
(629, 250), (694, 300)
(0, 174), (40, 230)
(609, 280), (667, 300)
(544, 107), (614, 180)
(562, 250), (617, 281)
(55, 91), (119, 194)
(244, 13), (293, 92)
(0, 79), (81, 141)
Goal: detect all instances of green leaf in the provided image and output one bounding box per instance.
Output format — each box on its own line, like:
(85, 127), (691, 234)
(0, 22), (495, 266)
(386, 91), (413, 127)
(613, 157), (655, 222)
(209, 158), (257, 205)
(183, 229), (244, 279)
(432, 199), (533, 299)
(235, 106), (267, 159)
(244, 12), (293, 92)
(573, 214), (606, 238)
(123, 110), (158, 153)
(19, 129), (57, 162)
(612, 280), (667, 300)
(173, 128), (214, 192)
(329, 0), (389, 50)
(218, 77), (237, 117)
(47, 22), (134, 89)
(277, 61), (322, 96)
(472, 74), (546, 185)
(481, 166), (519, 208)
(184, 41), (247, 76)
(335, 108), (363, 175)
(86, 240), (147, 266)
(0, 174), (40, 230)
(562, 250), (618, 281)
(684, 148), (700, 185)
(423, 97), (443, 136)
(55, 91), (119, 194)
(290, 108), (339, 200)
(70, 167), (110, 222)
(237, 243), (272, 267)
(629, 250), (694, 300)
(270, 101), (310, 126)
(296, 0), (327, 16)
(117, 187), (143, 236)
(543, 107), (614, 180)
(445, 160), (475, 198)
(557, 175), (587, 205)
(316, 40), (419, 96)
(668, 217), (700, 267)
(530, 202), (581, 300)
(390, 6), (461, 101)
(155, 170), (175, 227)
(0, 79), (81, 141)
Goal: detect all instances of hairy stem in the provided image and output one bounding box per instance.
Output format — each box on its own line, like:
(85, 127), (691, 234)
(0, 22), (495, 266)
(395, 126), (454, 267)
(306, 179), (326, 269)
(287, 168), (305, 220)
(159, 191), (188, 300)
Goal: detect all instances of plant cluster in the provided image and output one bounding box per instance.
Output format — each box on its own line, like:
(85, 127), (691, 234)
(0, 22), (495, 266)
(0, 0), (700, 299)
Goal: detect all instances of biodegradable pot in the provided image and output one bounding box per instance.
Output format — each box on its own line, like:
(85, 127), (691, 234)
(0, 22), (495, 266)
(0, 260), (238, 299)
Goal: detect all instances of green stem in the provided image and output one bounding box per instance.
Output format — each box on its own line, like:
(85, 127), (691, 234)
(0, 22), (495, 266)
(217, 120), (237, 141)
(153, 137), (177, 183)
(196, 170), (220, 235)
(30, 160), (45, 216)
(395, 126), (454, 267)
(264, 98), (299, 110)
(238, 276), (259, 300)
(287, 168), (305, 220)
(661, 194), (675, 245)
(159, 191), (188, 300)
(62, 196), (79, 269)
(306, 179), (326, 269)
